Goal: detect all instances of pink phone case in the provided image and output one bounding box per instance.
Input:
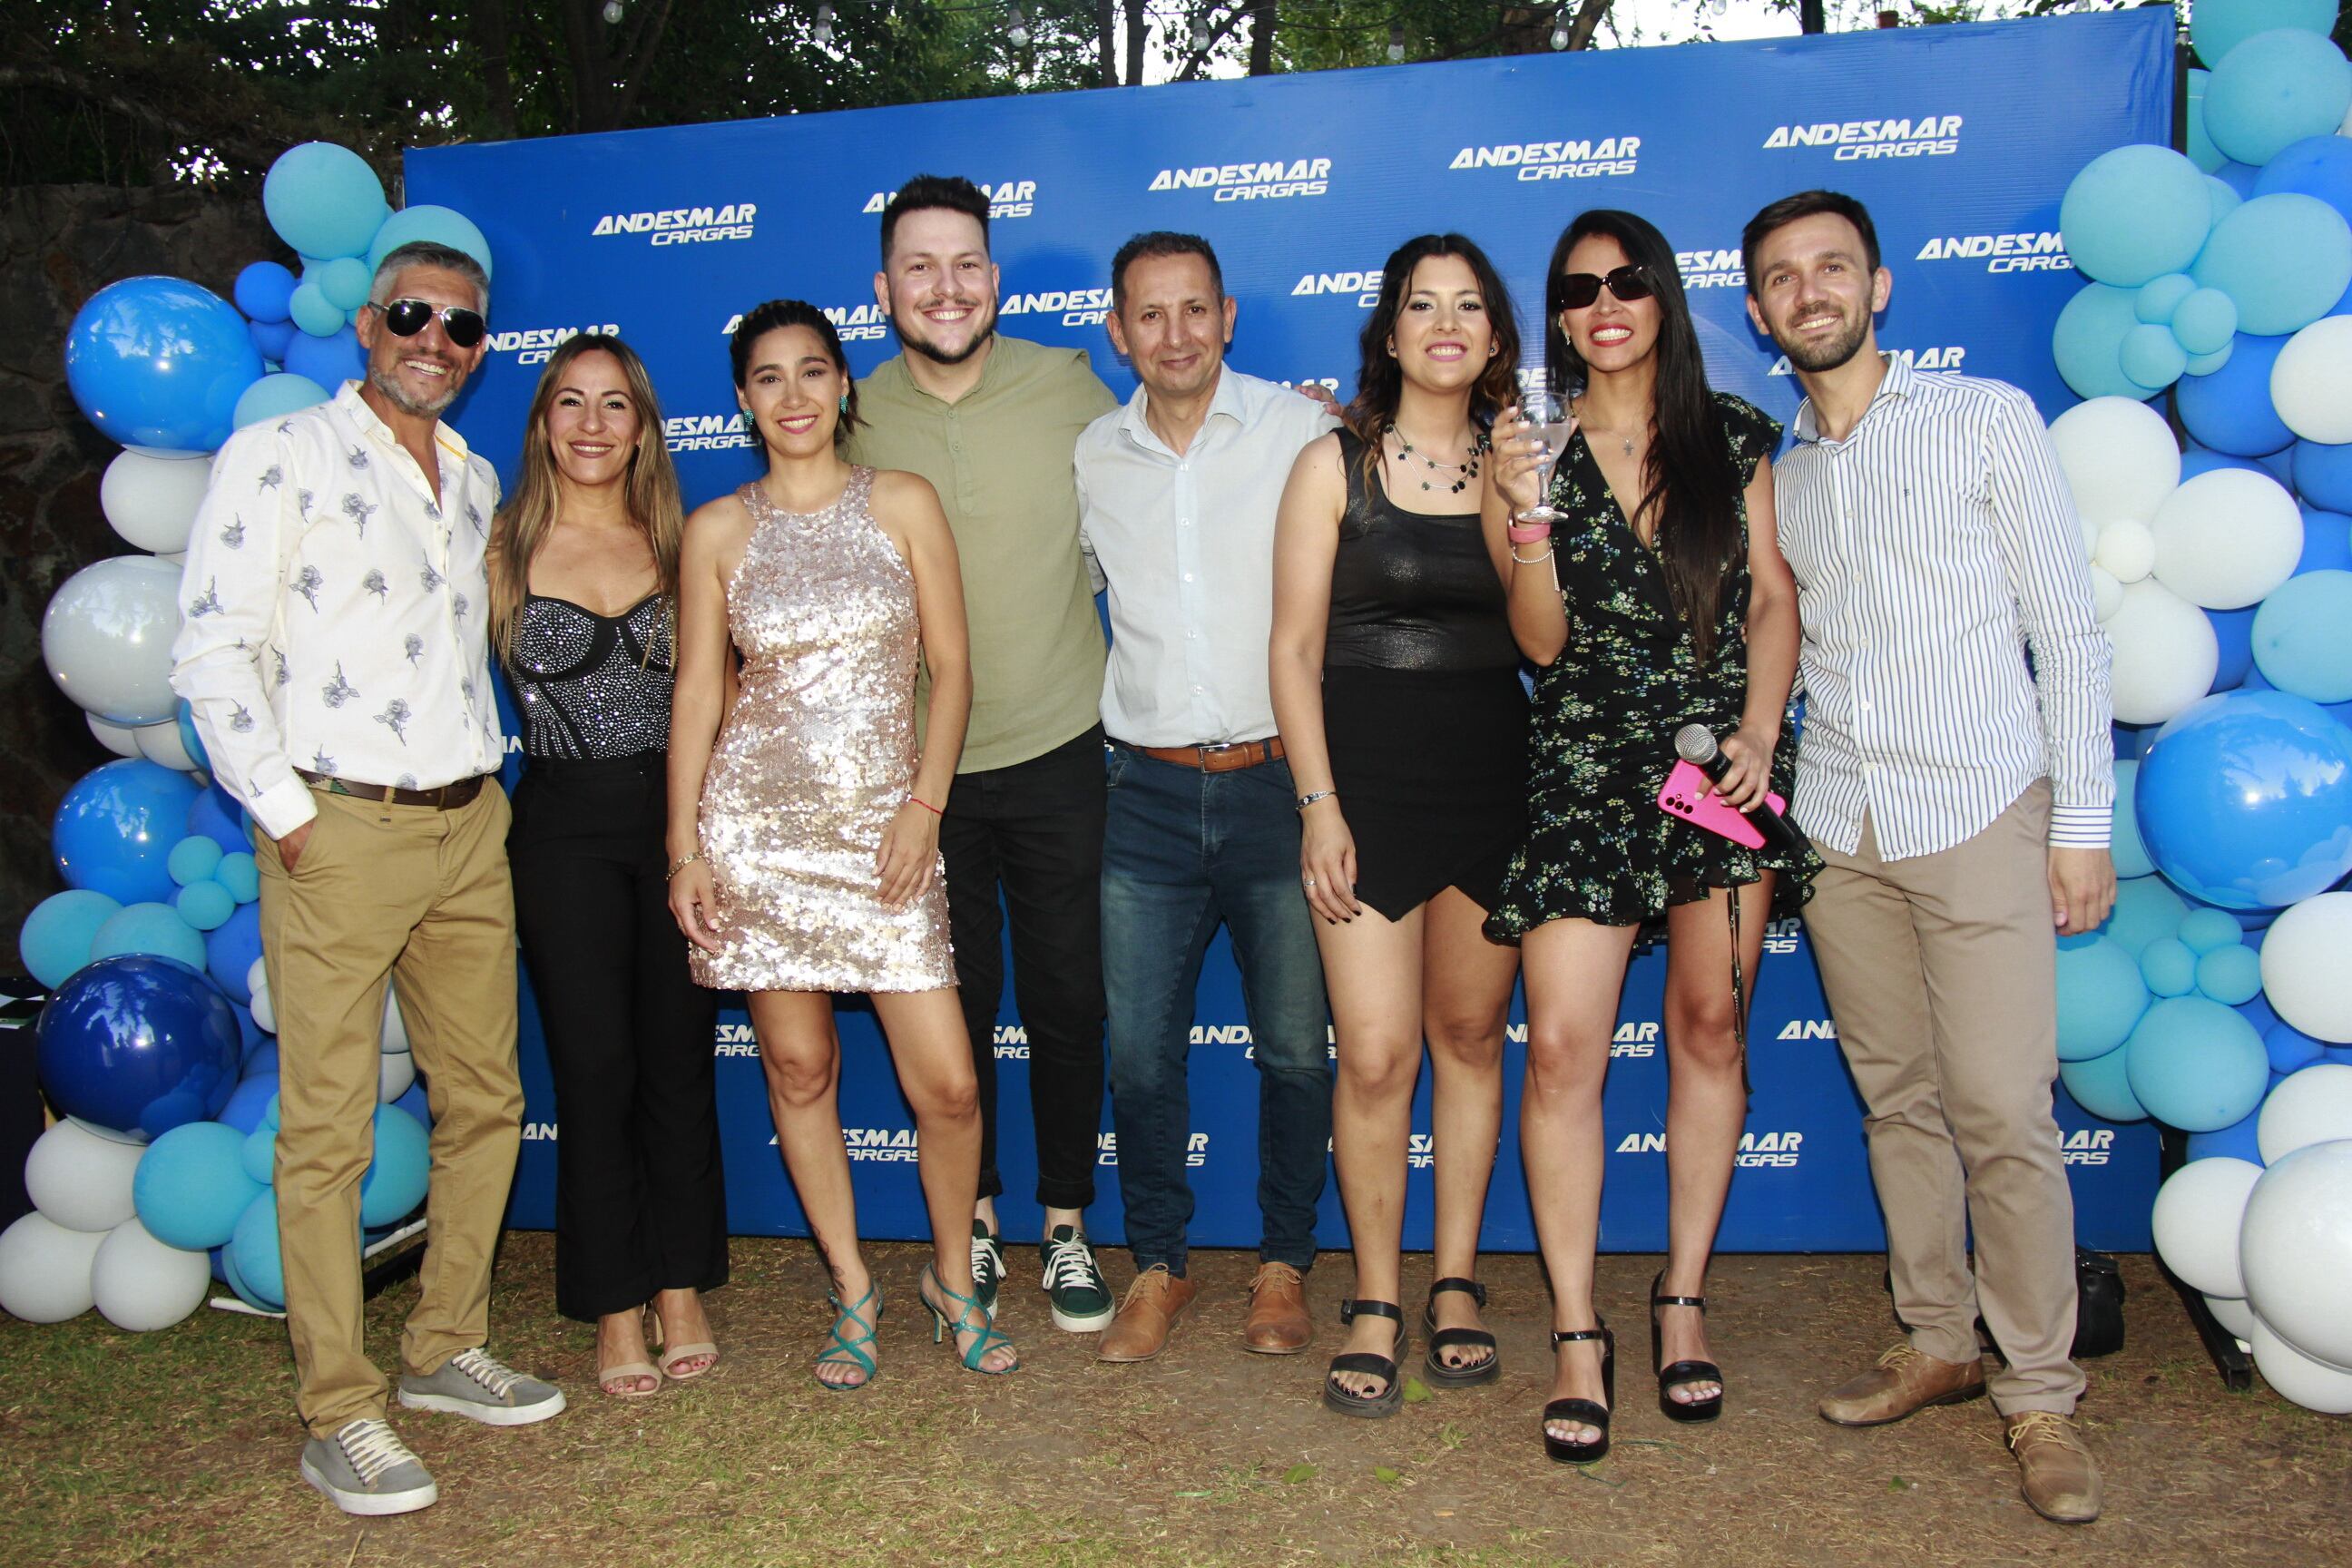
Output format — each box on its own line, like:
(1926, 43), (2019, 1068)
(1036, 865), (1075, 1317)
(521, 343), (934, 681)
(1656, 760), (1786, 850)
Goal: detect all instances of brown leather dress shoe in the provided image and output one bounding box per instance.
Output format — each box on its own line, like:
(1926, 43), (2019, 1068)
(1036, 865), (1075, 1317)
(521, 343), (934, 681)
(1818, 1342), (1988, 1426)
(1242, 1262), (1312, 1355)
(1098, 1265), (1198, 1363)
(2007, 1410), (2102, 1524)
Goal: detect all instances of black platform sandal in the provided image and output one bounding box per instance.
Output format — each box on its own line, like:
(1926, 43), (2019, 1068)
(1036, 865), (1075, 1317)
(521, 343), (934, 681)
(1323, 1299), (1408, 1419)
(1542, 1324), (1615, 1465)
(1421, 1278), (1500, 1387)
(1650, 1269), (1724, 1424)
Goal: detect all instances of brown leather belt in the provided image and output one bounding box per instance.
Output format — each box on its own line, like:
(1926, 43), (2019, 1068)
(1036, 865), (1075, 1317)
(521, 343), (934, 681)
(297, 769), (488, 809)
(1119, 737), (1285, 773)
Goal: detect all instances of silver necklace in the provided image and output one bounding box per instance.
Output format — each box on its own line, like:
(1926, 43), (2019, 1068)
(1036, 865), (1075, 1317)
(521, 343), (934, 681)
(1573, 397), (1638, 457)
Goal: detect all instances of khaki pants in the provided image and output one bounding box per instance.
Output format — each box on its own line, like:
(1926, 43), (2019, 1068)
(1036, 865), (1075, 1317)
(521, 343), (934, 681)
(1803, 781), (2083, 1415)
(254, 781), (523, 1439)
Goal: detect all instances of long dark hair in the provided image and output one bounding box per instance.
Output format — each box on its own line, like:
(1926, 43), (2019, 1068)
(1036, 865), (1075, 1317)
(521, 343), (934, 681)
(730, 299), (862, 447)
(1545, 210), (1744, 660)
(1345, 233), (1522, 453)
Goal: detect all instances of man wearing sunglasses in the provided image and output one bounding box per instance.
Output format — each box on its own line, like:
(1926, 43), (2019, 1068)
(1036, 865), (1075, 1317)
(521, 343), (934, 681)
(173, 240), (562, 1518)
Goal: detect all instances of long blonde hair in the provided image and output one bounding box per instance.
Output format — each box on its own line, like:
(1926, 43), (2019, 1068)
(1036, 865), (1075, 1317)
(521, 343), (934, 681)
(489, 333), (685, 667)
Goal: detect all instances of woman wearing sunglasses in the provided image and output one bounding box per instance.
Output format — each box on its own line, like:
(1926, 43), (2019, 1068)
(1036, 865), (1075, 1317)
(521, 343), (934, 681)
(1483, 211), (1817, 1463)
(1270, 234), (1528, 1419)
(489, 334), (729, 1398)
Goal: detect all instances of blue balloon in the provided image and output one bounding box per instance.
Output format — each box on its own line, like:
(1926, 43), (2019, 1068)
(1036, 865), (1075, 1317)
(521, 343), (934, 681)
(167, 835), (223, 888)
(240, 1122), (275, 1185)
(2184, 1105), (2266, 1164)
(2267, 1018), (2329, 1073)
(63, 277), (263, 455)
(2180, 444), (2272, 481)
(2119, 323), (2188, 388)
(2137, 688), (2352, 907)
(218, 1239), (273, 1309)
(18, 888), (122, 989)
(54, 759), (201, 905)
(315, 256), (372, 313)
(2187, 68), (2225, 172)
(2124, 995), (2270, 1131)
(2184, 345), (2234, 377)
(229, 1191), (285, 1309)
(2099, 873), (2190, 956)
(368, 205), (493, 281)
(2171, 287), (2239, 355)
(392, 1079), (431, 1128)
(2203, 29), (2352, 168)
(231, 1000), (262, 1054)
(218, 1073), (279, 1136)
(2207, 175), (2244, 227)
(248, 318), (297, 367)
(2191, 193), (2352, 337)
(2212, 159), (2263, 199)
(2175, 332), (2294, 456)
(35, 953), (240, 1142)
(2191, 0), (2341, 68)
(2255, 135), (2352, 230)
(2207, 604), (2258, 691)
(214, 851), (260, 906)
(89, 901), (207, 970)
(242, 1042), (279, 1080)
(204, 902), (264, 1004)
(232, 372), (331, 430)
(175, 880), (235, 933)
(2250, 569), (2352, 702)
(2056, 935), (2151, 1061)
(2060, 1043), (2148, 1122)
(280, 324), (365, 393)
(185, 782), (250, 856)
(173, 699), (209, 776)
(2112, 759), (2154, 878)
(2060, 144), (2214, 287)
(2197, 943), (2265, 1004)
(133, 1122), (266, 1251)
(360, 1105), (431, 1227)
(287, 280), (344, 338)
(2136, 272), (2198, 324)
(2297, 508), (2352, 573)
(2177, 907), (2244, 955)
(2296, 438), (2352, 514)
(233, 261), (298, 324)
(2053, 282), (2149, 399)
(263, 142), (391, 261)
(2141, 936), (2199, 997)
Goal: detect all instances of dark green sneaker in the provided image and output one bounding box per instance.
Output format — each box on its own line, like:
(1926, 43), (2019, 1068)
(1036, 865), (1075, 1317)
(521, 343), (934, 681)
(1041, 1225), (1113, 1331)
(970, 1220), (1004, 1312)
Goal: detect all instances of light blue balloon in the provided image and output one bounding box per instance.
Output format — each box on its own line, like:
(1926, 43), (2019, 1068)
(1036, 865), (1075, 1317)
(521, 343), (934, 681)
(132, 1122), (266, 1251)
(2056, 935), (2151, 1062)
(2213, 159), (2263, 200)
(2297, 438), (2352, 514)
(2141, 936), (2199, 997)
(2137, 688), (2352, 907)
(2136, 273), (2197, 324)
(231, 372), (330, 430)
(2207, 175), (2243, 226)
(89, 901), (208, 969)
(2184, 345), (2235, 377)
(64, 277), (264, 454)
(2052, 282), (2148, 400)
(2177, 907), (2244, 955)
(2119, 323), (2188, 388)
(2192, 0), (2340, 68)
(2266, 1018), (2328, 1073)
(287, 279), (344, 338)
(2172, 289), (2239, 356)
(2250, 569), (2352, 702)
(18, 888), (122, 988)
(262, 142), (390, 261)
(281, 324), (365, 393)
(2059, 144), (2214, 287)
(2099, 874), (2190, 956)
(2124, 995), (2269, 1131)
(2253, 135), (2352, 229)
(2060, 1044), (2148, 1122)
(2187, 68), (2225, 173)
(2204, 29), (2352, 168)
(240, 1122), (275, 1186)
(316, 256), (372, 313)
(367, 205), (494, 283)
(229, 1191), (285, 1308)
(2191, 192), (2352, 337)
(218, 1242), (272, 1311)
(2197, 943), (2264, 1004)
(2298, 508), (2352, 573)
(2111, 759), (2153, 878)
(232, 261), (298, 325)
(214, 851), (260, 906)
(2175, 331), (2292, 456)
(360, 1105), (432, 1227)
(173, 880), (234, 933)
(166, 835), (223, 888)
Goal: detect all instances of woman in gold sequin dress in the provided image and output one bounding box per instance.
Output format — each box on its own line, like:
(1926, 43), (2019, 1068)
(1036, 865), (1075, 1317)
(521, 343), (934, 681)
(666, 299), (1014, 1384)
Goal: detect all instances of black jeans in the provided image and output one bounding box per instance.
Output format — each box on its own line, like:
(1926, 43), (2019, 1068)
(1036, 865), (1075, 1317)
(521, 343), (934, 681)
(940, 725), (1108, 1210)
(509, 753), (726, 1321)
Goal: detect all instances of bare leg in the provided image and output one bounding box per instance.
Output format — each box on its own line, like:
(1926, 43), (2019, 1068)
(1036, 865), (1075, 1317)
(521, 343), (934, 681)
(1420, 887), (1518, 1368)
(596, 1308), (656, 1395)
(649, 1288), (714, 1378)
(748, 990), (871, 1389)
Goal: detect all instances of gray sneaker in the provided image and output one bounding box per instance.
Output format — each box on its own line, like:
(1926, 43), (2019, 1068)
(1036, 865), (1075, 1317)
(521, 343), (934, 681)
(299, 1417), (437, 1516)
(397, 1347), (567, 1427)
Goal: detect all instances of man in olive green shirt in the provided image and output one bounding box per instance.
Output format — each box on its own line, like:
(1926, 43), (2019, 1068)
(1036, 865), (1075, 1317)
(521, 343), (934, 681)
(846, 174), (1122, 1335)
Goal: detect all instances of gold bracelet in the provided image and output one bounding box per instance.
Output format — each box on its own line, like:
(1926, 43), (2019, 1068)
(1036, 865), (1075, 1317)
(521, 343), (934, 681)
(664, 851), (703, 880)
(1509, 540), (1555, 565)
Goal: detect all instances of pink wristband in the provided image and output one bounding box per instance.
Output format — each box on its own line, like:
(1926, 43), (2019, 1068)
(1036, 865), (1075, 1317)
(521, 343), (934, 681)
(1506, 520), (1552, 544)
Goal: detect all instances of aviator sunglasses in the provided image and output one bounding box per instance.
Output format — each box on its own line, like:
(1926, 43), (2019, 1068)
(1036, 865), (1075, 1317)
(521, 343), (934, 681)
(368, 298), (488, 348)
(1556, 264), (1657, 310)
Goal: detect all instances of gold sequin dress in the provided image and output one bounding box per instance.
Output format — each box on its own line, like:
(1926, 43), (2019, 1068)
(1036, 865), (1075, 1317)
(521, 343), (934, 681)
(691, 468), (955, 994)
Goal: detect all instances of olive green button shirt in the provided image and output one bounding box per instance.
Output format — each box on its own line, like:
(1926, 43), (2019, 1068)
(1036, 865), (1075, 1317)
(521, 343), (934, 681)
(848, 333), (1119, 774)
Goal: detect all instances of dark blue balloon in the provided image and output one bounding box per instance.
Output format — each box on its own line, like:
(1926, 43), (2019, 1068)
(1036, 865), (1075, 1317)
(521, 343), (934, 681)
(2298, 508), (2352, 573)
(219, 1072), (279, 1135)
(2176, 332), (2294, 456)
(2207, 604), (2258, 690)
(204, 901), (264, 1004)
(248, 318), (298, 366)
(280, 323), (366, 392)
(392, 1079), (432, 1128)
(2184, 1104), (2266, 1164)
(53, 760), (202, 905)
(2137, 689), (2352, 908)
(2297, 438), (2352, 514)
(233, 261), (299, 324)
(2180, 443), (2274, 481)
(185, 782), (250, 855)
(64, 276), (263, 453)
(242, 1041), (279, 1080)
(35, 953), (240, 1142)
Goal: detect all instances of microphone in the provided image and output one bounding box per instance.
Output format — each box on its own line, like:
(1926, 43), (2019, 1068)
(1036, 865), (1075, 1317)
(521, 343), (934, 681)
(1673, 725), (1811, 859)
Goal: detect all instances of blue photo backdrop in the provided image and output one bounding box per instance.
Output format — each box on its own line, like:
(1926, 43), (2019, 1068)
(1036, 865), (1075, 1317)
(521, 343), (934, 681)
(411, 11), (2175, 1253)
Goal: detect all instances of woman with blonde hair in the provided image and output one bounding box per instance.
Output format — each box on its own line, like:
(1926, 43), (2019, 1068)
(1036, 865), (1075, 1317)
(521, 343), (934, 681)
(492, 332), (728, 1398)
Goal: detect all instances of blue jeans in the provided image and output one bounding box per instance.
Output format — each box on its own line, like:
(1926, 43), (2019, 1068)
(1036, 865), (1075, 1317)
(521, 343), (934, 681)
(1102, 747), (1333, 1276)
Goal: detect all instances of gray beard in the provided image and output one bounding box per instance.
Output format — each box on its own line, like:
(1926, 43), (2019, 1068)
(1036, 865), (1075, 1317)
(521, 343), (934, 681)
(368, 363), (459, 417)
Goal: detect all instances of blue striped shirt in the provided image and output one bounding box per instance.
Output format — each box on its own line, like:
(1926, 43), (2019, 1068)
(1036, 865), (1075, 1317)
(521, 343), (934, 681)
(1774, 357), (2113, 860)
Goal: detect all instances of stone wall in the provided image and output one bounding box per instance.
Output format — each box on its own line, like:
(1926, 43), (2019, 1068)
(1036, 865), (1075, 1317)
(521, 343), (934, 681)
(0, 183), (275, 944)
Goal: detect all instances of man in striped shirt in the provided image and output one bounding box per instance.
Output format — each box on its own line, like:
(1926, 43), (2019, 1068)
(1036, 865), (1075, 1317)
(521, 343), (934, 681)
(1742, 191), (2115, 1526)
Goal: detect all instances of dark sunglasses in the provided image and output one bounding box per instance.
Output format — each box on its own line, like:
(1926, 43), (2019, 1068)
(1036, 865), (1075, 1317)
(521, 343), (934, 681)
(369, 298), (487, 348)
(1556, 265), (1656, 310)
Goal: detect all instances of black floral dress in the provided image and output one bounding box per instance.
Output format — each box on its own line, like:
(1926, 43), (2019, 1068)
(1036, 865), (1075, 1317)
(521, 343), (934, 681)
(1485, 392), (1818, 939)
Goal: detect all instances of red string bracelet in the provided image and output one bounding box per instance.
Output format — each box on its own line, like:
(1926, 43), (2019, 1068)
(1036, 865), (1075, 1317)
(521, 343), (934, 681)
(906, 794), (943, 816)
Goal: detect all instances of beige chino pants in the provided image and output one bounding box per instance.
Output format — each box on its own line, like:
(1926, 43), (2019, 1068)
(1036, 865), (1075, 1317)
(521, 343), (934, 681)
(1802, 780), (2085, 1415)
(254, 780), (523, 1439)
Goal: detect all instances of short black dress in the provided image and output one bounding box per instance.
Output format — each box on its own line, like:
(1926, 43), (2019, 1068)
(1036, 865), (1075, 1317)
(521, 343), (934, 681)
(1485, 393), (1818, 940)
(1321, 428), (1528, 922)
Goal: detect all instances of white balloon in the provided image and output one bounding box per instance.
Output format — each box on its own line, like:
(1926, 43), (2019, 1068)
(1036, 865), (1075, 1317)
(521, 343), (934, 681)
(2271, 317), (2352, 445)
(2104, 578), (2220, 724)
(99, 448), (214, 554)
(2257, 1063), (2352, 1162)
(2150, 468), (2304, 609)
(90, 1216), (212, 1332)
(2259, 894), (2352, 1043)
(250, 971), (275, 1034)
(2047, 397), (2182, 535)
(379, 989), (409, 1055)
(86, 713), (142, 758)
(2239, 1139), (2352, 1371)
(0, 1212), (103, 1323)
(2092, 518), (2156, 583)
(2152, 1156), (2263, 1298)
(2089, 565), (2124, 622)
(133, 719), (200, 773)
(379, 1049), (415, 1103)
(24, 1117), (144, 1233)
(2204, 1291), (2256, 1347)
(2250, 1313), (2352, 1414)
(39, 555), (186, 724)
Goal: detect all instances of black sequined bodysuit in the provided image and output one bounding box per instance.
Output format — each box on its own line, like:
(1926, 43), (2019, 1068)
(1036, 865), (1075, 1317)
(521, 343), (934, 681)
(507, 593), (674, 760)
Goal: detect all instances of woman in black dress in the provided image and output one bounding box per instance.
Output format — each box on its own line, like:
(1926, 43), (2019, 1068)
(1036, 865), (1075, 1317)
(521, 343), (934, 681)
(1270, 234), (1527, 1418)
(490, 335), (726, 1397)
(1485, 211), (1815, 1462)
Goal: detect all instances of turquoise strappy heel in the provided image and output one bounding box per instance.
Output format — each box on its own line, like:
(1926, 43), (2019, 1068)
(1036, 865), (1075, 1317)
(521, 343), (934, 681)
(814, 1282), (881, 1391)
(921, 1266), (1018, 1377)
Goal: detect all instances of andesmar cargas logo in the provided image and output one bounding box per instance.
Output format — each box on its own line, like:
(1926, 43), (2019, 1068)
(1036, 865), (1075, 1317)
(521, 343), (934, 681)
(863, 180), (1038, 220)
(999, 285), (1113, 329)
(1150, 156), (1331, 202)
(1762, 113), (1962, 161)
(1448, 134), (1640, 181)
(720, 306), (887, 343)
(1292, 267), (1382, 309)
(487, 323), (621, 366)
(1617, 1130), (1804, 1168)
(1505, 1020), (1658, 1058)
(1915, 230), (2073, 275)
(592, 201), (756, 245)
(1677, 246), (1746, 292)
(1769, 344), (1966, 377)
(2062, 1129), (2115, 1167)
(1096, 1132), (1209, 1169)
(663, 411), (755, 454)
(843, 1127), (919, 1163)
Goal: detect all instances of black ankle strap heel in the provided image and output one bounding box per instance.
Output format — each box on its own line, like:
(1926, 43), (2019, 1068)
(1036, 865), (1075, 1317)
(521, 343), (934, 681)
(1542, 1323), (1614, 1465)
(1651, 1269), (1724, 1424)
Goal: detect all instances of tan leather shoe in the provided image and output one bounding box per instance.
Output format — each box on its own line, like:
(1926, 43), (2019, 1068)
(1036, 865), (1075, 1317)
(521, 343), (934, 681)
(2007, 1410), (2102, 1524)
(1097, 1265), (1198, 1363)
(1242, 1262), (1312, 1355)
(1818, 1342), (1987, 1426)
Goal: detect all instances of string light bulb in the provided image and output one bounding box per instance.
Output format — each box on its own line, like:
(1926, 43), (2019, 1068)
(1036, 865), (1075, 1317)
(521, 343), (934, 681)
(1550, 23), (1571, 47)
(814, 4), (835, 44)
(602, 0), (623, 24)
(1007, 2), (1030, 45)
(1387, 23), (1406, 61)
(1191, 14), (1212, 50)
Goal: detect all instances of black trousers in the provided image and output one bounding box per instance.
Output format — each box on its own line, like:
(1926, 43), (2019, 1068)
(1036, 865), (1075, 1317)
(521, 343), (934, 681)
(940, 725), (1108, 1210)
(509, 753), (727, 1322)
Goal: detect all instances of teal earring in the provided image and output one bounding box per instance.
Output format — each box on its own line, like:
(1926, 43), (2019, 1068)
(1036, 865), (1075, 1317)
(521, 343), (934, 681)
(838, 395), (848, 413)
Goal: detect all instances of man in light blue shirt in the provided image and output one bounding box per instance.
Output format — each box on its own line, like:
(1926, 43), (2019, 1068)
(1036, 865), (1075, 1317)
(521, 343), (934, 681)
(1076, 232), (1337, 1363)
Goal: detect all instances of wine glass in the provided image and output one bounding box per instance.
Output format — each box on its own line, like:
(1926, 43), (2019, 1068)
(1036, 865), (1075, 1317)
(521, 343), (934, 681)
(1514, 387), (1574, 524)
